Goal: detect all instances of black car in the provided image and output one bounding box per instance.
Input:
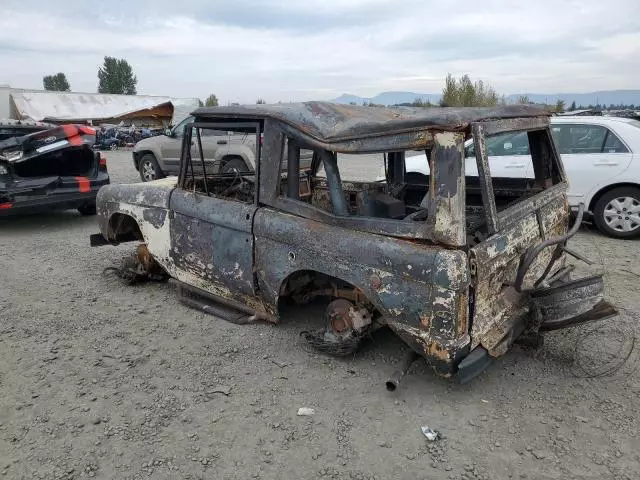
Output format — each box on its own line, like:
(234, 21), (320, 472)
(0, 124), (110, 216)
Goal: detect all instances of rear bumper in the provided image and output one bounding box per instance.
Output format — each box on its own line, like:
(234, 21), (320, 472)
(0, 190), (99, 216)
(0, 172), (109, 216)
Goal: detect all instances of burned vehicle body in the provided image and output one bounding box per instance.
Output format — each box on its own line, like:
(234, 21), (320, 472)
(0, 125), (109, 215)
(91, 102), (616, 382)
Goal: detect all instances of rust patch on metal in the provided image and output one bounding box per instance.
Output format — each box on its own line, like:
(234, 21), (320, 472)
(427, 341), (451, 362)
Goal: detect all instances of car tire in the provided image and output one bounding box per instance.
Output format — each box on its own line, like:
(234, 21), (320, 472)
(593, 186), (640, 238)
(221, 156), (250, 174)
(109, 142), (118, 151)
(78, 203), (97, 215)
(139, 154), (164, 182)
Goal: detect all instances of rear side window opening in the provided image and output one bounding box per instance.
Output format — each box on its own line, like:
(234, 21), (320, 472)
(275, 126), (564, 246)
(278, 141), (418, 222)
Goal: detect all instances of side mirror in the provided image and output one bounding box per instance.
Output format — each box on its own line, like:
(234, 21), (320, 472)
(165, 128), (173, 137)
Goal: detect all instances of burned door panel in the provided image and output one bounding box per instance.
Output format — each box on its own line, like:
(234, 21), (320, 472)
(169, 189), (257, 296)
(469, 190), (567, 354)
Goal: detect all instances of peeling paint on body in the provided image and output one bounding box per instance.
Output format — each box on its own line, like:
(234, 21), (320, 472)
(90, 104), (604, 381)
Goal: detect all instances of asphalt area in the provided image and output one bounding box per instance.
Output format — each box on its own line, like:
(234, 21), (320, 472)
(1, 149), (639, 480)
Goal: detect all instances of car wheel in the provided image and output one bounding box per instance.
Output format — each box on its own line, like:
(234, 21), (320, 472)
(109, 142), (118, 151)
(593, 186), (640, 238)
(139, 154), (164, 182)
(221, 156), (249, 174)
(78, 203), (97, 215)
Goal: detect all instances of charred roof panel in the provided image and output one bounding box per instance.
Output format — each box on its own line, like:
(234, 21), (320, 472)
(193, 102), (551, 147)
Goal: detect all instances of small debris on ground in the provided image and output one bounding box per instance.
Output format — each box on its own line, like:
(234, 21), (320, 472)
(208, 386), (232, 396)
(420, 426), (440, 441)
(297, 407), (315, 416)
(270, 359), (289, 368)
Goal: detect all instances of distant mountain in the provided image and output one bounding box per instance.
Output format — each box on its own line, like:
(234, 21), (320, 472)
(333, 90), (640, 107)
(504, 90), (640, 107)
(333, 91), (440, 106)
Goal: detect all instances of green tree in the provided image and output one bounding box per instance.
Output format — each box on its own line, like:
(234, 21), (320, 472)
(97, 56), (137, 95)
(569, 101), (577, 111)
(43, 73), (71, 92)
(517, 95), (530, 104)
(411, 97), (433, 107)
(555, 99), (566, 113)
(204, 94), (219, 107)
(256, 98), (266, 104)
(441, 74), (499, 107)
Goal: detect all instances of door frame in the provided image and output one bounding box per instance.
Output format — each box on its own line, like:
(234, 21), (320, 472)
(471, 119), (567, 235)
(179, 121), (262, 205)
(169, 120), (263, 297)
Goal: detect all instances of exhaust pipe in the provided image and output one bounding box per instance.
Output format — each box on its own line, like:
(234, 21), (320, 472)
(386, 351), (420, 391)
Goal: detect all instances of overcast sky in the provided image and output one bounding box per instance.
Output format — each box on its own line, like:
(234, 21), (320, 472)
(1, 0), (638, 103)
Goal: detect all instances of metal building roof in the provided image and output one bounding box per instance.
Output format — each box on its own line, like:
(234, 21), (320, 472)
(11, 91), (199, 124)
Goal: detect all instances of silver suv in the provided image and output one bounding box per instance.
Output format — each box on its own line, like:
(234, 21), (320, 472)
(133, 116), (257, 182)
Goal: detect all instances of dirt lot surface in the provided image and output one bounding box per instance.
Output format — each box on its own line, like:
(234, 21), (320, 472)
(1, 150), (639, 480)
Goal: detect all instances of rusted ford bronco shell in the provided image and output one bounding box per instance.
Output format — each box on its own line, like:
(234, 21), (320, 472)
(91, 102), (616, 384)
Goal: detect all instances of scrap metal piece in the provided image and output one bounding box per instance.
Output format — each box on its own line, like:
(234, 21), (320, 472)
(301, 330), (360, 357)
(539, 299), (618, 332)
(514, 203), (585, 293)
(170, 278), (271, 324)
(385, 350), (420, 391)
(532, 274), (605, 325)
(420, 426), (441, 442)
(455, 346), (493, 384)
(562, 246), (594, 266)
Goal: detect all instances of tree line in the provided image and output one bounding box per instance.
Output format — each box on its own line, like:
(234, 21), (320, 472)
(43, 67), (636, 112)
(42, 66), (266, 108)
(42, 56), (138, 95)
(376, 74), (638, 113)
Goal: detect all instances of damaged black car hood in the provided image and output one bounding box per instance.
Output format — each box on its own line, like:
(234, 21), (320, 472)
(0, 124), (96, 163)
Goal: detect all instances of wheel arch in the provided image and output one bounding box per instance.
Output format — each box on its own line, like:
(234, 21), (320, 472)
(221, 154), (253, 172)
(106, 212), (144, 244)
(274, 268), (380, 316)
(588, 182), (640, 212)
(226, 144), (255, 168)
(133, 149), (156, 170)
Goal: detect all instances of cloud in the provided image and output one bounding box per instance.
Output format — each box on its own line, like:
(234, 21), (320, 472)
(0, 0), (638, 102)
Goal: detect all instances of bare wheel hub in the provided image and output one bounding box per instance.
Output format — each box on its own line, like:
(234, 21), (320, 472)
(302, 298), (372, 357)
(326, 298), (355, 335)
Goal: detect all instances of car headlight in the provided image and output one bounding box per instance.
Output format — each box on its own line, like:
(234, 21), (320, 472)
(0, 165), (8, 175)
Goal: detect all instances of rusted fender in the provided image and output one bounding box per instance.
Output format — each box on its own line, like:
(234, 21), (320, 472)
(253, 208), (471, 374)
(95, 177), (177, 241)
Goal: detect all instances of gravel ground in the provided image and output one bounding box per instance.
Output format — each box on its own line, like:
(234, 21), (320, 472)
(1, 150), (639, 480)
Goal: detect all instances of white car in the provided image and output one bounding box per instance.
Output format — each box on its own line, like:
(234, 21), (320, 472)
(402, 116), (640, 238)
